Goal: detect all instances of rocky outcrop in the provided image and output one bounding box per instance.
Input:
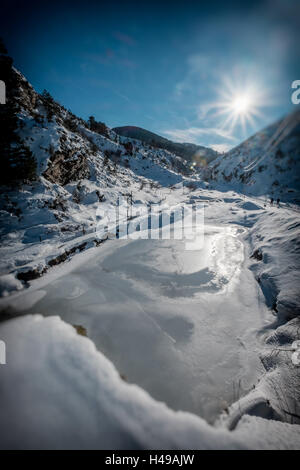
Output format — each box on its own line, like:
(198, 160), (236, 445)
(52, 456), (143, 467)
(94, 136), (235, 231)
(43, 151), (90, 185)
(17, 266), (48, 282)
(47, 242), (87, 267)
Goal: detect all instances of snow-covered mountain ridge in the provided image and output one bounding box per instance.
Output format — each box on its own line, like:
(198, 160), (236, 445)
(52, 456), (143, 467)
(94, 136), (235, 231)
(204, 111), (300, 203)
(112, 125), (219, 163)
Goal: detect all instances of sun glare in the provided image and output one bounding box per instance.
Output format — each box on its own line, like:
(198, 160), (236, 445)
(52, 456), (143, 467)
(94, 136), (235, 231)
(231, 94), (251, 115)
(207, 75), (269, 134)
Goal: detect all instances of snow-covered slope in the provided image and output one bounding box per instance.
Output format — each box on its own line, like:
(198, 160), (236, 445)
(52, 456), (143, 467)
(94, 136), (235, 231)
(113, 125), (219, 163)
(205, 111), (300, 203)
(0, 66), (195, 293)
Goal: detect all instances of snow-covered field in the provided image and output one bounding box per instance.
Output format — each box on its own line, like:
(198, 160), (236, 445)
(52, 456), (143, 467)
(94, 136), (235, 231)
(2, 220), (268, 422)
(0, 312), (298, 450)
(1, 186), (299, 449)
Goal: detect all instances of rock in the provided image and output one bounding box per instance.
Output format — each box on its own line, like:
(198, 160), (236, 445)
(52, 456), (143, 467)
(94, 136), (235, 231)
(251, 248), (263, 261)
(73, 324), (87, 337)
(43, 151), (90, 185)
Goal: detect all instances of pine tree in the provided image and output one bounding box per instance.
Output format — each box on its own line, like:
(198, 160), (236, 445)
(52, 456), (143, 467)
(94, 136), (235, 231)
(41, 89), (55, 121)
(88, 115), (96, 130)
(88, 115), (108, 137)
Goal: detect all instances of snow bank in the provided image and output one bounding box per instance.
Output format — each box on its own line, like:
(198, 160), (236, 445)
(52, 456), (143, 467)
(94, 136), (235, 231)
(0, 274), (23, 297)
(234, 415), (300, 450)
(247, 207), (300, 320)
(0, 314), (299, 450)
(0, 314), (242, 450)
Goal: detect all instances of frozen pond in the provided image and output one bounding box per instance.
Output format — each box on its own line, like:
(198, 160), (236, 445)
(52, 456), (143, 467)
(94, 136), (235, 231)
(12, 224), (269, 422)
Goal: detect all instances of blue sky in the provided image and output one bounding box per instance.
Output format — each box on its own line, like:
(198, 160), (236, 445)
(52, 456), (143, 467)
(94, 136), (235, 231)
(1, 0), (300, 151)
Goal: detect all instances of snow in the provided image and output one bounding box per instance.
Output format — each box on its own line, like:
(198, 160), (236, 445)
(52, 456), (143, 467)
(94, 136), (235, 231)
(0, 314), (299, 450)
(0, 68), (299, 449)
(205, 110), (300, 204)
(233, 415), (300, 450)
(1, 185), (299, 449)
(1, 185), (299, 424)
(0, 114), (191, 283)
(18, 111), (61, 173)
(0, 314), (241, 450)
(3, 221), (269, 422)
(247, 207), (300, 320)
(0, 274), (23, 297)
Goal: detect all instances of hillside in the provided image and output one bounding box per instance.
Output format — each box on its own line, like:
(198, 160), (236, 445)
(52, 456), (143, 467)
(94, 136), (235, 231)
(113, 125), (218, 164)
(204, 111), (300, 203)
(0, 57), (195, 293)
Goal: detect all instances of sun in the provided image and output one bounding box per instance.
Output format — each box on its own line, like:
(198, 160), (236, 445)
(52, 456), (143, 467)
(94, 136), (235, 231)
(224, 89), (262, 132)
(207, 75), (269, 134)
(231, 94), (251, 115)
(216, 88), (260, 133)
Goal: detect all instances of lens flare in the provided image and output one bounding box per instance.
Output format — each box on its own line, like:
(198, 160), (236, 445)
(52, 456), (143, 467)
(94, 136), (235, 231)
(205, 75), (271, 135)
(231, 94), (251, 115)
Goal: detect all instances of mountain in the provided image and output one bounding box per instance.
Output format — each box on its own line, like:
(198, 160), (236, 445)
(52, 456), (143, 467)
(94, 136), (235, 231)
(1, 48), (299, 297)
(204, 111), (300, 203)
(112, 125), (218, 164)
(0, 55), (196, 293)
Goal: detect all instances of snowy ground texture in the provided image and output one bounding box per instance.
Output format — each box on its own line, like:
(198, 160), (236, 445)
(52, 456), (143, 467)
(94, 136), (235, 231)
(1, 187), (299, 449)
(0, 67), (299, 449)
(0, 313), (299, 450)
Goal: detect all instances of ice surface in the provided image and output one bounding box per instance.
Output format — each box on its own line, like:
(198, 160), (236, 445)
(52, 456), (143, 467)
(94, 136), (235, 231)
(8, 222), (270, 422)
